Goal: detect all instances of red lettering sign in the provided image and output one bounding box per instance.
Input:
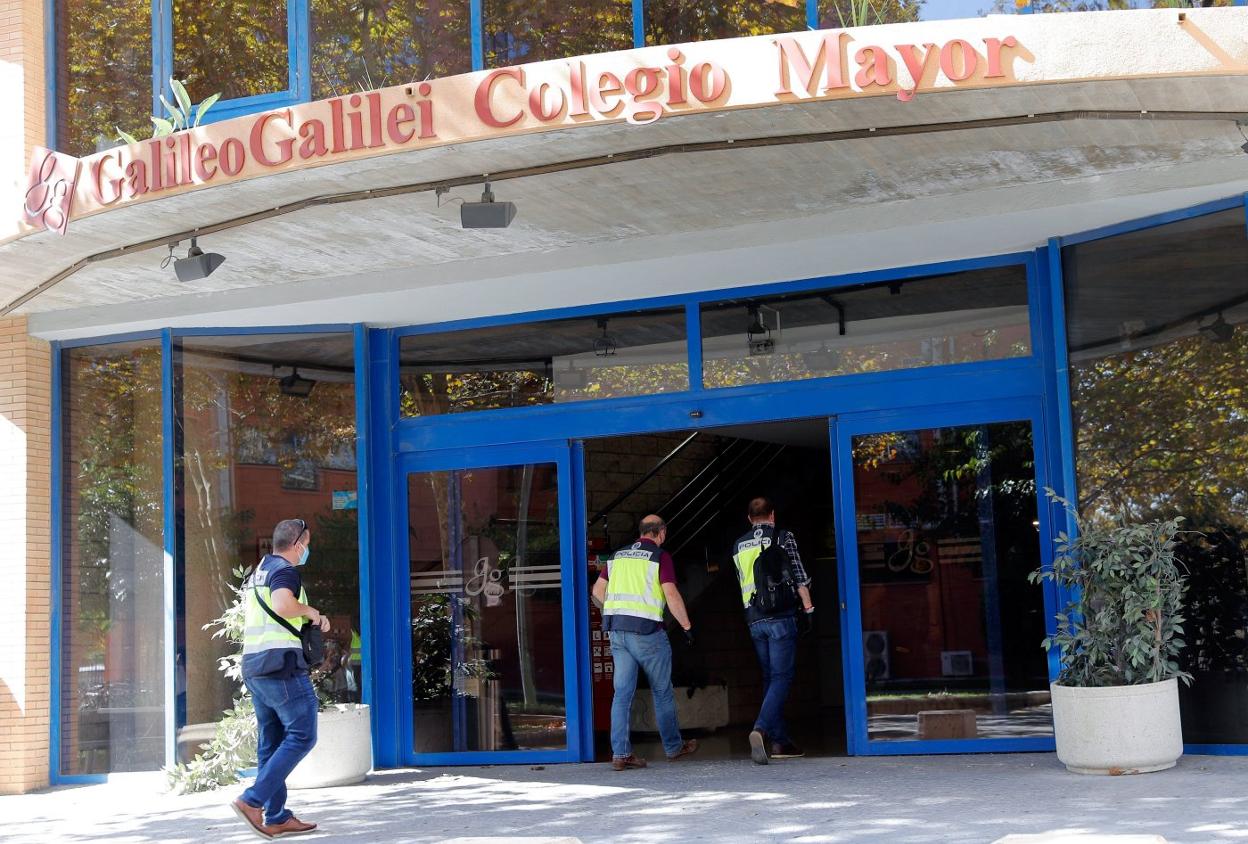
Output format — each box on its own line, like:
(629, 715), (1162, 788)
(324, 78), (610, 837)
(24, 147), (80, 235)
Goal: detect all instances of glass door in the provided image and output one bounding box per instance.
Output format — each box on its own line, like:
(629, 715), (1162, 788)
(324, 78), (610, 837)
(399, 443), (583, 764)
(832, 400), (1058, 755)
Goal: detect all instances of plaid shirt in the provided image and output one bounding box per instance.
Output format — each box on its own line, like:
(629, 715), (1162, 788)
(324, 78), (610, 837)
(752, 522), (811, 588)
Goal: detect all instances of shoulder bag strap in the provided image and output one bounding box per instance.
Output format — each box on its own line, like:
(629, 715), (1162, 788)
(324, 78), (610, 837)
(254, 587), (304, 638)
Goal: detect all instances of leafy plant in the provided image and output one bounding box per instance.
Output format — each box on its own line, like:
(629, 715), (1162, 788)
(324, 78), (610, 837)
(116, 78), (221, 145)
(166, 566), (256, 794)
(1030, 491), (1192, 688)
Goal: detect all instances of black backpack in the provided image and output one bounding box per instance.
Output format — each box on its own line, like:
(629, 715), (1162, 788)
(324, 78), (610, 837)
(752, 529), (798, 618)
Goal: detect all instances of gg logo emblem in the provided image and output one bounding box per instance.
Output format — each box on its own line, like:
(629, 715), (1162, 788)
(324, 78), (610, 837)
(23, 147), (80, 235)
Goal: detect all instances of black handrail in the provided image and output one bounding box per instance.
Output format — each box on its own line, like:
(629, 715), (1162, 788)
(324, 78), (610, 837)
(587, 431), (700, 527)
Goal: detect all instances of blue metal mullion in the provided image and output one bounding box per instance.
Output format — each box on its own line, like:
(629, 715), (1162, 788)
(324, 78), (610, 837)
(289, 0), (311, 103)
(160, 329), (177, 770)
(152, 0), (173, 120)
(557, 446), (582, 762)
(470, 0), (484, 71)
(352, 325), (375, 716)
(44, 0), (56, 147)
(368, 328), (403, 766)
(570, 440), (594, 760)
(685, 303), (702, 392)
(806, 0), (818, 30)
(48, 342), (63, 782)
(632, 0), (645, 48)
(829, 417), (868, 756)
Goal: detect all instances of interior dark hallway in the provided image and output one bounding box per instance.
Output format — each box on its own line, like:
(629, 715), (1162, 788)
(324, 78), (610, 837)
(583, 419), (846, 762)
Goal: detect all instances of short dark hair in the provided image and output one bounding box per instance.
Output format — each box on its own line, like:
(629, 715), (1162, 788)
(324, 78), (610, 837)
(747, 497), (774, 519)
(639, 516), (666, 537)
(273, 518), (308, 552)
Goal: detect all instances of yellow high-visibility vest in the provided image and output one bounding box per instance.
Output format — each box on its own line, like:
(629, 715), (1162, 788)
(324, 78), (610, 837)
(242, 557), (308, 675)
(603, 542), (666, 622)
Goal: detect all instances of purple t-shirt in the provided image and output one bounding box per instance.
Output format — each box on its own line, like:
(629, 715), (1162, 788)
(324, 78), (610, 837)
(598, 538), (674, 635)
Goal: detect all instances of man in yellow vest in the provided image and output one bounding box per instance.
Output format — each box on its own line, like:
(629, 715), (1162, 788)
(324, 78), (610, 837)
(732, 497), (814, 765)
(230, 518), (331, 838)
(591, 515), (698, 770)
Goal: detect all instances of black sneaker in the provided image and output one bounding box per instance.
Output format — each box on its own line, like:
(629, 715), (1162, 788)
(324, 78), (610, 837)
(770, 741), (805, 759)
(748, 729), (769, 765)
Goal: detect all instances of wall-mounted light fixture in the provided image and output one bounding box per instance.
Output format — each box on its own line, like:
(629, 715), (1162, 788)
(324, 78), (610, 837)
(746, 304), (776, 356)
(166, 237), (226, 281)
(593, 318), (618, 357)
(279, 368), (316, 398)
(460, 180), (517, 228)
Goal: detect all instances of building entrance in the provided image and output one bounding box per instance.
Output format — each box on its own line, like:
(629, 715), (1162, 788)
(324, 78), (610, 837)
(583, 419), (846, 762)
(582, 401), (1056, 761)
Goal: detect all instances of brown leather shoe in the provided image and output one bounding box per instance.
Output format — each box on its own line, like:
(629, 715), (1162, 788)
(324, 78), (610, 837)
(667, 738), (698, 761)
(230, 798), (273, 840)
(770, 740), (805, 759)
(262, 816), (318, 837)
(611, 754), (647, 771)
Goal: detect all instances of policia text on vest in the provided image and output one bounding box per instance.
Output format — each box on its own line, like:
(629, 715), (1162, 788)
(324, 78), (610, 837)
(591, 515), (698, 770)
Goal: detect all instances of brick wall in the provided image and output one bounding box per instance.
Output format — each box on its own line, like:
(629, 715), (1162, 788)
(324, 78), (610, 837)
(0, 316), (53, 794)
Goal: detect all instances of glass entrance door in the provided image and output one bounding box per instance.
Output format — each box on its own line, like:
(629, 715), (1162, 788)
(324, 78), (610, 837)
(399, 443), (583, 764)
(832, 401), (1058, 755)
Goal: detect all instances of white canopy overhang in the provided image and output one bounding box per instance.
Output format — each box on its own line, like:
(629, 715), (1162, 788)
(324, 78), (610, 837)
(5, 7), (1248, 340)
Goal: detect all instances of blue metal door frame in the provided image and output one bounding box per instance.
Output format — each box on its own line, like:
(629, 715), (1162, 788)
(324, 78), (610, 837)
(394, 441), (586, 766)
(830, 397), (1060, 756)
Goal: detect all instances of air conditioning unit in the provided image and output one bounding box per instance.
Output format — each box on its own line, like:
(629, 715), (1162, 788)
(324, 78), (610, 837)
(863, 630), (890, 682)
(941, 650), (974, 677)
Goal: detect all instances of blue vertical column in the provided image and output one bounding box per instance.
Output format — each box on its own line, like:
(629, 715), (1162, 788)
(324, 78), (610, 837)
(48, 342), (64, 781)
(352, 325), (375, 714)
(685, 303), (703, 392)
(160, 329), (177, 769)
(470, 0), (484, 70)
(632, 0), (645, 48)
(366, 327), (402, 766)
(151, 0), (174, 120)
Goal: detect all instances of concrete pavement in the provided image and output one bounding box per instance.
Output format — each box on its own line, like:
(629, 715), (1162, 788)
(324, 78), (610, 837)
(4, 753), (1248, 843)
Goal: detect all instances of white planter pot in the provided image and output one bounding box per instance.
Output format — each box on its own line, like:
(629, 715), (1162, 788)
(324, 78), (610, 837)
(1051, 678), (1182, 775)
(286, 704), (372, 789)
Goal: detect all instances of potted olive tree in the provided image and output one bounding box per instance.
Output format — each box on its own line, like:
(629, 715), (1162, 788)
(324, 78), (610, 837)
(1031, 493), (1191, 775)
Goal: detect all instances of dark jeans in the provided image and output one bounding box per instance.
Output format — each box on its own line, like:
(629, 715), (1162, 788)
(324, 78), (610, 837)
(241, 673), (318, 825)
(750, 616), (798, 745)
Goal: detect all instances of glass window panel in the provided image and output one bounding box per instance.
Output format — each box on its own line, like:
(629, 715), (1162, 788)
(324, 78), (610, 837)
(701, 266), (1030, 390)
(408, 464), (566, 753)
(174, 334), (360, 761)
(1063, 208), (1248, 744)
(56, 0), (152, 157)
(484, 0), (633, 68)
(173, 1), (289, 102)
(818, 0), (922, 29)
(852, 421), (1051, 742)
(398, 307), (689, 418)
(311, 0), (472, 100)
(61, 342), (165, 774)
(645, 0), (805, 45)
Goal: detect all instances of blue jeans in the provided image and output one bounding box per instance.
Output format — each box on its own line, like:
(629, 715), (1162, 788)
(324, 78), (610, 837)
(608, 630), (683, 758)
(750, 616), (798, 745)
(241, 673), (318, 825)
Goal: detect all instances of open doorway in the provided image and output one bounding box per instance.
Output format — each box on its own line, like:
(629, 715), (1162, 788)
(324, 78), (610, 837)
(583, 418), (846, 762)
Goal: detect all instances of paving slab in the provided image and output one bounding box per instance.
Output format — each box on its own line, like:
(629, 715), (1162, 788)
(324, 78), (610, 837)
(4, 753), (1248, 843)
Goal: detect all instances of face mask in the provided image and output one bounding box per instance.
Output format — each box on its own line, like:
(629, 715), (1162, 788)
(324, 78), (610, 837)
(298, 545), (310, 566)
